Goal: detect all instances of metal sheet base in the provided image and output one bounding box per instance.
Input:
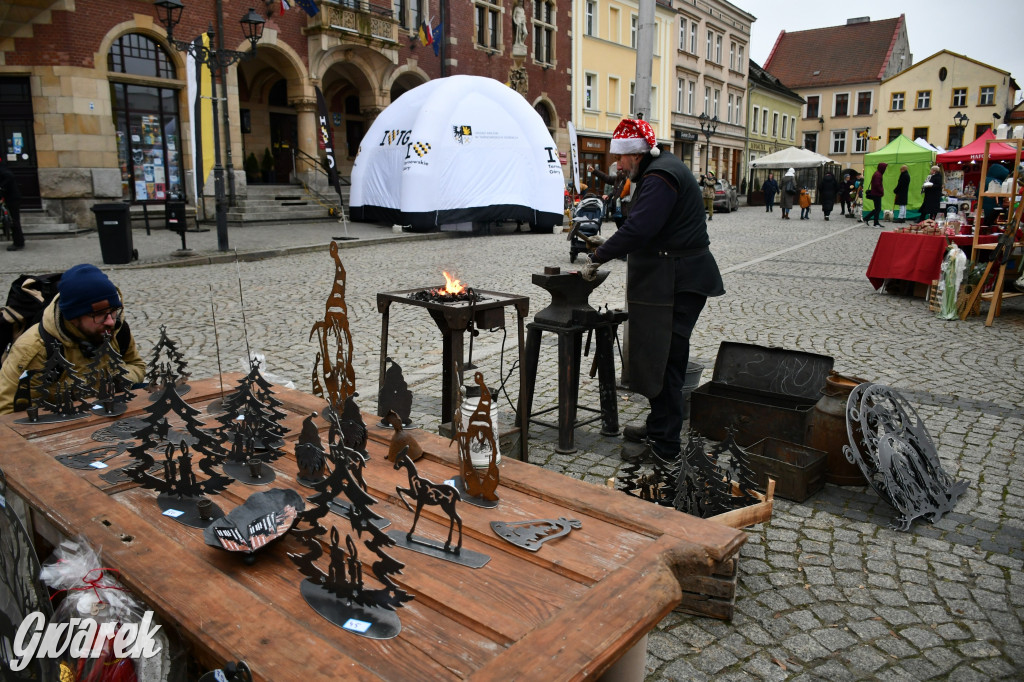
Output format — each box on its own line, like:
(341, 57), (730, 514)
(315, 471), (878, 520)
(89, 401), (129, 417)
(148, 384), (191, 401)
(299, 579), (401, 639)
(451, 476), (499, 509)
(15, 410), (89, 424)
(222, 460), (277, 486)
(157, 494), (224, 528)
(328, 499), (390, 530)
(386, 529), (490, 568)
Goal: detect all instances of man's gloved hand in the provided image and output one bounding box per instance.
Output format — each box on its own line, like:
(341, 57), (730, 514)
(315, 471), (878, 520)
(584, 234), (605, 251)
(580, 256), (600, 282)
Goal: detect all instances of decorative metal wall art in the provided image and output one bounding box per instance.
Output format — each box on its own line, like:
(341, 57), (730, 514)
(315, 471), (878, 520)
(490, 517), (581, 552)
(385, 410), (423, 463)
(377, 357), (413, 427)
(0, 466), (57, 680)
(310, 242), (356, 417)
(124, 385), (231, 527)
(289, 434), (412, 639)
(295, 412), (328, 487)
(204, 488), (305, 564)
(79, 333), (136, 416)
(386, 448), (489, 568)
(844, 383), (969, 531)
(144, 325), (191, 399)
(14, 343), (92, 424)
(450, 371), (499, 508)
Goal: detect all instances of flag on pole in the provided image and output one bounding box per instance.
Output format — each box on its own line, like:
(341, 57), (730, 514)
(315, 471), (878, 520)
(432, 23), (442, 56)
(280, 0), (291, 14)
(418, 17), (433, 46)
(314, 86), (344, 210)
(293, 0), (319, 16)
(187, 34), (214, 203)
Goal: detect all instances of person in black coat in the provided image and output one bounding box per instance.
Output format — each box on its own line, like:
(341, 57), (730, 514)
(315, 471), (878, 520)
(0, 159), (24, 251)
(919, 165), (944, 221)
(818, 172), (839, 221)
(894, 165), (911, 223)
(761, 173), (778, 213)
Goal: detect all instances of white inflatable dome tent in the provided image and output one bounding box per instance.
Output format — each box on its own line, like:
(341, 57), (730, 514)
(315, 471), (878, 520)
(349, 75), (564, 232)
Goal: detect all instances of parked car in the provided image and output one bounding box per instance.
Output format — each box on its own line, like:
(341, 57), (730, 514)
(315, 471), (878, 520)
(713, 180), (739, 212)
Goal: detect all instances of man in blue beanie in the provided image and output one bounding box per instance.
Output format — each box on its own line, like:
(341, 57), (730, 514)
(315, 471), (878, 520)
(0, 264), (145, 413)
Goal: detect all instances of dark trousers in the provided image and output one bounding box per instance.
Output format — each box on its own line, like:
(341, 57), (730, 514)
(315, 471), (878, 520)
(839, 196), (849, 215)
(764, 196), (775, 212)
(646, 292), (707, 459)
(864, 197), (882, 225)
(4, 199), (23, 246)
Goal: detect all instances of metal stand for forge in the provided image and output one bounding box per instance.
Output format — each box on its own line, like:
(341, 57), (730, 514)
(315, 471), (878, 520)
(376, 288), (531, 461)
(520, 268), (626, 454)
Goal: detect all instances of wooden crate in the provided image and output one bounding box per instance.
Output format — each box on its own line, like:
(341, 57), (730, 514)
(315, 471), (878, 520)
(707, 478), (775, 530)
(675, 556), (738, 620)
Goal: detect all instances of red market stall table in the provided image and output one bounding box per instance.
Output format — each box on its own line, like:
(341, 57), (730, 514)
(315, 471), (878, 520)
(866, 231), (1000, 290)
(0, 375), (747, 681)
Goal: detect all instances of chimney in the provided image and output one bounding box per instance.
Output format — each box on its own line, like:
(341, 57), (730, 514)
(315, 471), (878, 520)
(847, 17), (870, 25)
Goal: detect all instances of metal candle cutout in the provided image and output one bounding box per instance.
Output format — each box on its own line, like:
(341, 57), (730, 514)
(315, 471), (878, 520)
(14, 343), (93, 423)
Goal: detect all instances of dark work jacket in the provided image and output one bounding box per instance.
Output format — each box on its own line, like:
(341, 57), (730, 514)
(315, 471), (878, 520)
(920, 172), (943, 216)
(868, 163), (887, 199)
(594, 152), (724, 398)
(894, 170), (910, 204)
(818, 173), (838, 213)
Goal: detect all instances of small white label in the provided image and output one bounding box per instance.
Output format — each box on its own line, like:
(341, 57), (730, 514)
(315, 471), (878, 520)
(92, 404), (104, 411)
(19, 371), (28, 380)
(163, 508), (185, 518)
(444, 478), (456, 487)
(89, 461), (108, 469)
(0, 493), (6, 508)
(213, 671), (228, 682)
(343, 618), (372, 633)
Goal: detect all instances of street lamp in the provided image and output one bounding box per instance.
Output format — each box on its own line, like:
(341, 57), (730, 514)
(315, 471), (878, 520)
(952, 111), (969, 150)
(154, 1), (265, 252)
(697, 112), (719, 175)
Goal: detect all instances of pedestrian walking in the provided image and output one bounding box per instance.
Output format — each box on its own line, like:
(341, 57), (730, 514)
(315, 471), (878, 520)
(780, 168), (797, 219)
(798, 187), (811, 219)
(700, 171), (716, 220)
(864, 163), (887, 227)
(581, 117), (724, 464)
(819, 171), (838, 221)
(894, 165), (910, 223)
(761, 173), (778, 213)
(0, 158), (25, 251)
(920, 165), (944, 220)
(839, 172), (853, 217)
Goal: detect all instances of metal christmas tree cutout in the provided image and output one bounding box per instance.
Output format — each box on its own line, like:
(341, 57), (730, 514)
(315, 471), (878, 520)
(289, 440), (412, 639)
(491, 517), (581, 552)
(377, 357), (413, 427)
(310, 241), (356, 419)
(323, 406), (385, 529)
(386, 448), (489, 569)
(80, 332), (137, 416)
(14, 342), (93, 424)
(124, 384), (231, 527)
(144, 325), (191, 400)
(450, 371), (499, 509)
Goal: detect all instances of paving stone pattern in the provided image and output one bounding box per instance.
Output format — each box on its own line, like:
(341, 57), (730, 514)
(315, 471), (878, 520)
(10, 207), (1023, 680)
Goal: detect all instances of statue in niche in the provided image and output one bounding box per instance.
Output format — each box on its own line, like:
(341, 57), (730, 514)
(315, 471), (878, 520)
(512, 1), (528, 47)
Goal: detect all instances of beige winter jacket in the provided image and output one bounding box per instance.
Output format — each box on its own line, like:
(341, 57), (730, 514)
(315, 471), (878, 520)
(0, 295), (145, 414)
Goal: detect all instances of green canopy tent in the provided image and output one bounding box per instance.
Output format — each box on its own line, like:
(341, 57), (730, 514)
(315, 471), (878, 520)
(863, 135), (936, 219)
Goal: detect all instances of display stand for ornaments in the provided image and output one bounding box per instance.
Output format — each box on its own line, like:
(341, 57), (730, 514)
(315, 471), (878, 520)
(450, 371), (499, 509)
(123, 384), (232, 527)
(376, 357), (413, 427)
(289, 441), (413, 639)
(14, 342), (93, 424)
(145, 325), (191, 400)
(386, 448), (489, 569)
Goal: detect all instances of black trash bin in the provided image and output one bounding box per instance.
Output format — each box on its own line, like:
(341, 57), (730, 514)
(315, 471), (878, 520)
(90, 203), (134, 265)
(165, 200), (187, 232)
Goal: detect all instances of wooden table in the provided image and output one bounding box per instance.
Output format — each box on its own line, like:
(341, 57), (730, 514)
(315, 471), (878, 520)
(0, 376), (746, 681)
(866, 231), (1000, 289)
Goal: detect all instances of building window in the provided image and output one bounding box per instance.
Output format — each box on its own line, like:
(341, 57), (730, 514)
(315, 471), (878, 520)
(630, 14), (637, 49)
(727, 94), (734, 123)
(713, 89), (719, 117)
(585, 1), (595, 36)
(891, 92), (905, 111)
(947, 125), (966, 150)
(805, 95), (819, 119)
(689, 23), (697, 53)
(888, 128), (902, 143)
(751, 105), (759, 134)
(975, 123), (991, 139)
(729, 42), (735, 70)
(790, 121), (795, 141)
(980, 85), (995, 106)
(831, 130), (846, 154)
(629, 81), (635, 116)
(108, 33), (182, 203)
(834, 93), (849, 117)
(687, 81), (695, 114)
(715, 35), (722, 64)
(761, 109), (768, 135)
(916, 90), (931, 109)
(475, 1), (500, 49)
(678, 17), (686, 51)
(804, 131), (817, 153)
(704, 86), (710, 115)
(706, 30), (713, 60)
(737, 45), (744, 73)
(913, 126), (928, 140)
(533, 0), (554, 64)
(856, 91), (872, 116)
(584, 73), (596, 109)
(735, 95), (742, 125)
(854, 128), (869, 153)
(608, 77), (620, 113)
(676, 78), (684, 112)
(772, 112), (779, 137)
(952, 87), (967, 107)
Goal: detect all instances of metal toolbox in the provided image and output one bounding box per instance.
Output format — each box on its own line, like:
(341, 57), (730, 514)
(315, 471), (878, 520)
(746, 438), (827, 502)
(690, 342), (833, 447)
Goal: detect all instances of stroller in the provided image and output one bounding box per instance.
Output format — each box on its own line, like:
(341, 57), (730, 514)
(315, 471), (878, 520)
(567, 194), (605, 263)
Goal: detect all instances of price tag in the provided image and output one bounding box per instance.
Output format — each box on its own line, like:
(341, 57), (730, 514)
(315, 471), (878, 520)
(342, 618), (371, 633)
(163, 508), (185, 518)
(92, 404), (104, 411)
(444, 478), (456, 487)
(89, 461), (109, 469)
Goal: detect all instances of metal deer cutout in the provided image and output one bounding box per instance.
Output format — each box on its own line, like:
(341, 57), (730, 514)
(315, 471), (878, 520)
(309, 241), (356, 416)
(393, 448), (463, 553)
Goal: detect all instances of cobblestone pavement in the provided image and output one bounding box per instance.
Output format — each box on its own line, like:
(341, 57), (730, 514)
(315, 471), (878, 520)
(10, 205), (1024, 680)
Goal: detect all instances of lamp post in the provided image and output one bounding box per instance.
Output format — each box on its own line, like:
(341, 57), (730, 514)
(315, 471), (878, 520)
(697, 112), (719, 175)
(952, 111), (969, 150)
(154, 0), (265, 252)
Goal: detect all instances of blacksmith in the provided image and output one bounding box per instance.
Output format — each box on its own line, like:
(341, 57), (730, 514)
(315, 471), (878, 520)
(581, 117), (724, 462)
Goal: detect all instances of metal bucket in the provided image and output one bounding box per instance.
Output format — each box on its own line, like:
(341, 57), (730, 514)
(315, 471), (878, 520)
(806, 371), (868, 486)
(681, 361), (703, 420)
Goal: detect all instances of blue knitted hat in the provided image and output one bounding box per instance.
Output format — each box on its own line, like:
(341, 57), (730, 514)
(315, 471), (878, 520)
(58, 264), (122, 320)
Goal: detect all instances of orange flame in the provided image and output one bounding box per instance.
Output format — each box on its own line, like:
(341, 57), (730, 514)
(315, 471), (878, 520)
(441, 271), (466, 295)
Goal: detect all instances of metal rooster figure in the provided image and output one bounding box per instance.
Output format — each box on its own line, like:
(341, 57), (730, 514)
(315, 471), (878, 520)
(310, 241), (356, 418)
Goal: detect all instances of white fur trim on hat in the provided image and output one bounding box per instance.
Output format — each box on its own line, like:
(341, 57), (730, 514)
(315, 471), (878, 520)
(610, 117), (660, 156)
(610, 137), (651, 155)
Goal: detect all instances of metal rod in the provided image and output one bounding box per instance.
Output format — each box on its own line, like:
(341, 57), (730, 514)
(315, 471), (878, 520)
(234, 253), (252, 363)
(209, 284), (225, 401)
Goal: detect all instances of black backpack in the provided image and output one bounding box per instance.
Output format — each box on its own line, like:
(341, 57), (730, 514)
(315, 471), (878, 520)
(0, 273), (63, 364)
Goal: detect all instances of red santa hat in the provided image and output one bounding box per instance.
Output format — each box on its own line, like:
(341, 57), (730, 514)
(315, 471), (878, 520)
(609, 117), (660, 157)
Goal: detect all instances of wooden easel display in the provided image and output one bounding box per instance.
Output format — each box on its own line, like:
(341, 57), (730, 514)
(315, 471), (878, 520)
(959, 138), (1023, 325)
